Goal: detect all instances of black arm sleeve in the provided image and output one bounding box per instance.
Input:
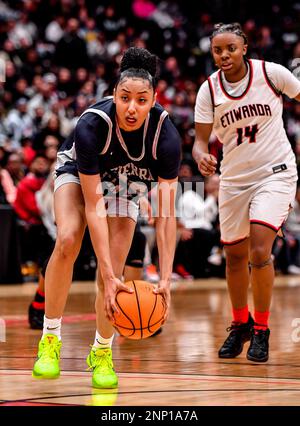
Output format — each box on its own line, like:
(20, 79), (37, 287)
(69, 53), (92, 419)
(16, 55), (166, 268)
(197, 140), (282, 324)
(156, 117), (181, 180)
(75, 113), (109, 175)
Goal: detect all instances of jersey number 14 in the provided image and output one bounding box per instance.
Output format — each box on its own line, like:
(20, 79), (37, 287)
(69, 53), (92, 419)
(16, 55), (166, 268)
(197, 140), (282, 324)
(236, 124), (259, 145)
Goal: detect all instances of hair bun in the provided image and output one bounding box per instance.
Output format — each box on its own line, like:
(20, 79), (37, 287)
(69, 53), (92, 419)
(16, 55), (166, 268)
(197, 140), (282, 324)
(120, 47), (158, 77)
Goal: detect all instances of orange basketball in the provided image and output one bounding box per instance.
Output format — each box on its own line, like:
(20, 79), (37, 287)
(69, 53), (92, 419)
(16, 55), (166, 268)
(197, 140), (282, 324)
(112, 280), (166, 339)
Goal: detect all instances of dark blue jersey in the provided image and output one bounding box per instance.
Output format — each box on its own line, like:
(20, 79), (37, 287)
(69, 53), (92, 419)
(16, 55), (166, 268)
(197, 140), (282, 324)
(55, 97), (181, 196)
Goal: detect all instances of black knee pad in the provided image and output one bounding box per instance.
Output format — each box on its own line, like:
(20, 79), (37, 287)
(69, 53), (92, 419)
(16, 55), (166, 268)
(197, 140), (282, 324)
(125, 230), (146, 268)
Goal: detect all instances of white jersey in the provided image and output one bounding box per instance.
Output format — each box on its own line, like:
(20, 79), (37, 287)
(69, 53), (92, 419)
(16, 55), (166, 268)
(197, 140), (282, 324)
(195, 59), (300, 186)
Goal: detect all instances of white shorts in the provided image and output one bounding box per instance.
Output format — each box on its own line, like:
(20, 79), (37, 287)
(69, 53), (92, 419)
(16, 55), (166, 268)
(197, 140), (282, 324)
(54, 173), (139, 222)
(54, 172), (80, 191)
(219, 177), (297, 245)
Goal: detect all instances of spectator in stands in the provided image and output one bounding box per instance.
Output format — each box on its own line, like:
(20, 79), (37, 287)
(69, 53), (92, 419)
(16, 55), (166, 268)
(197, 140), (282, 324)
(175, 164), (220, 278)
(5, 153), (25, 186)
(27, 75), (59, 118)
(14, 155), (50, 225)
(4, 98), (34, 149)
(13, 155), (51, 277)
(54, 18), (89, 70)
(33, 114), (63, 153)
(45, 15), (65, 44)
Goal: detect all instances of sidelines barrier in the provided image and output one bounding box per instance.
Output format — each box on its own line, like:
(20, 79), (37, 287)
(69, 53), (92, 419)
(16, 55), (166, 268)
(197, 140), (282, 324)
(0, 205), (22, 284)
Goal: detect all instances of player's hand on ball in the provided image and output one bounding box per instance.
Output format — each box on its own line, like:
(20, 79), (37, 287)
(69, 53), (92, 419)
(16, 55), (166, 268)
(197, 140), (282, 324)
(104, 278), (133, 322)
(198, 153), (217, 176)
(153, 280), (170, 323)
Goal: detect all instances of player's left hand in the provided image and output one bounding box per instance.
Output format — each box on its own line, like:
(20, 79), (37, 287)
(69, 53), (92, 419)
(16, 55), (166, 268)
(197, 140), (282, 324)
(153, 280), (171, 323)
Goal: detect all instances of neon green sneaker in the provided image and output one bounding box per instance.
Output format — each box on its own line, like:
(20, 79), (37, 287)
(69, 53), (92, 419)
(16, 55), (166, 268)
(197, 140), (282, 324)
(32, 334), (62, 379)
(86, 347), (118, 389)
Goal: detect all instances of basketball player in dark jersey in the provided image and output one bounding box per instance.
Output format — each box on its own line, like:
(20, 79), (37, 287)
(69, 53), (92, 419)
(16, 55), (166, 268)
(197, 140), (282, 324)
(32, 47), (181, 388)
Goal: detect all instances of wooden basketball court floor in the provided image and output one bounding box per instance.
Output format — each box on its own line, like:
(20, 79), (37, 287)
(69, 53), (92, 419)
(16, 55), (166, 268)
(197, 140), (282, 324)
(1, 276), (300, 406)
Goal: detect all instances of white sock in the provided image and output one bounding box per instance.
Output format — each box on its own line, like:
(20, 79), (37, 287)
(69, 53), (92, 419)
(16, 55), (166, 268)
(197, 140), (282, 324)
(42, 316), (62, 340)
(93, 330), (114, 349)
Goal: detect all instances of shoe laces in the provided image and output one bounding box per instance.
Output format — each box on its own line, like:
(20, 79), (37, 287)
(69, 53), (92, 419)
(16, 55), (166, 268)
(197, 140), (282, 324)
(226, 321), (244, 332)
(87, 347), (113, 373)
(39, 339), (60, 361)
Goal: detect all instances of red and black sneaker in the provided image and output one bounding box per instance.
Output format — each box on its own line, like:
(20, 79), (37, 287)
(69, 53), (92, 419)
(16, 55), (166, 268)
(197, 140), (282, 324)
(28, 302), (44, 329)
(218, 314), (254, 358)
(247, 327), (270, 363)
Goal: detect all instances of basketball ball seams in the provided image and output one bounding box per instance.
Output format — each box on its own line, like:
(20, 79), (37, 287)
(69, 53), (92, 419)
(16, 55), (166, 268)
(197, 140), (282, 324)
(112, 280), (166, 339)
(115, 293), (136, 337)
(133, 280), (143, 339)
(114, 316), (164, 331)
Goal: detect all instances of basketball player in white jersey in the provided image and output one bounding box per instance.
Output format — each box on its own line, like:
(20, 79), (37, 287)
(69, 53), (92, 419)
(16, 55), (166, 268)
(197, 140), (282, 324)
(193, 23), (300, 362)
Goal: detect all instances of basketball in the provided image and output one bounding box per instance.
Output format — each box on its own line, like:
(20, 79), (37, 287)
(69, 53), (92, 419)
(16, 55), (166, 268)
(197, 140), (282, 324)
(112, 280), (166, 339)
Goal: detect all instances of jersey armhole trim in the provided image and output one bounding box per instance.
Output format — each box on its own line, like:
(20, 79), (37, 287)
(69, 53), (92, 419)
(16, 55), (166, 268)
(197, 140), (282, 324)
(79, 108), (113, 155)
(152, 111), (169, 160)
(262, 61), (281, 98)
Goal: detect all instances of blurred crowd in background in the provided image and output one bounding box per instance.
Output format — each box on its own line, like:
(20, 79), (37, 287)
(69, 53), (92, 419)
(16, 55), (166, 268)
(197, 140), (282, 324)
(0, 0), (300, 282)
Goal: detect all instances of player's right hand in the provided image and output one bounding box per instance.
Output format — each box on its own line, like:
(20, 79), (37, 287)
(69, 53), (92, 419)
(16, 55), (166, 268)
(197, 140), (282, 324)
(197, 153), (217, 176)
(103, 278), (133, 322)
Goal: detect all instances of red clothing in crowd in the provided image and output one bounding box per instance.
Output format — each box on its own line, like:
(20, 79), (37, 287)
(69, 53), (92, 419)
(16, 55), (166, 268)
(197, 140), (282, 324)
(13, 173), (45, 224)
